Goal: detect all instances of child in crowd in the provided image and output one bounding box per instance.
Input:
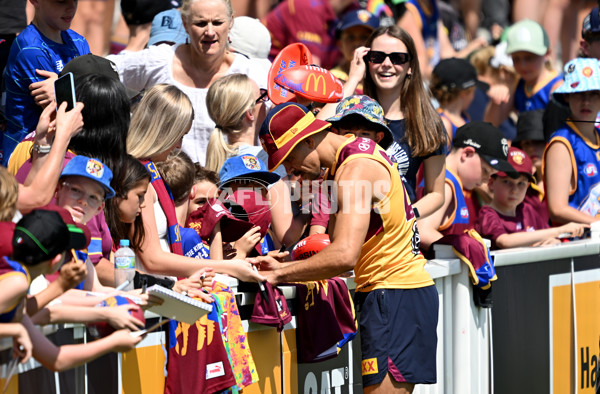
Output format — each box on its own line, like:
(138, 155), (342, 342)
(544, 57), (600, 224)
(484, 20), (562, 130)
(52, 155), (117, 293)
(188, 164), (220, 214)
(417, 121), (515, 252)
(2, 0), (90, 164)
(476, 147), (587, 249)
(330, 9), (379, 95)
(219, 154), (281, 256)
(430, 58), (479, 146)
(0, 208), (140, 371)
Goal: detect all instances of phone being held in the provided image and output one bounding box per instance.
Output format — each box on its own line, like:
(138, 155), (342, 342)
(54, 72), (76, 111)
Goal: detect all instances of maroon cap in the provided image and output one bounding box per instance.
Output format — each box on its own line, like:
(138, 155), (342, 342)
(259, 103), (331, 171)
(186, 198), (255, 243)
(250, 282), (292, 332)
(495, 147), (535, 182)
(0, 222), (16, 257)
(225, 189), (272, 239)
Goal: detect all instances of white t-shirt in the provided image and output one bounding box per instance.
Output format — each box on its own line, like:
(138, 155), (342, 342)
(108, 44), (270, 165)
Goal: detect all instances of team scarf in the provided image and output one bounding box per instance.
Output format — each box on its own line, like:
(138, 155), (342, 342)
(141, 160), (183, 255)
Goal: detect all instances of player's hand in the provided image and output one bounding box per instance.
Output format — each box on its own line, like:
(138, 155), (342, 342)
(30, 69), (58, 108)
(105, 304), (145, 331)
(265, 250), (289, 262)
(107, 329), (142, 352)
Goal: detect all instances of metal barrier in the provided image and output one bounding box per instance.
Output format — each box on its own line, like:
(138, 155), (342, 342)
(7, 236), (600, 393)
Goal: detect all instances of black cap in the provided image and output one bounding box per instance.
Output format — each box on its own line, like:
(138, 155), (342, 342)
(58, 54), (139, 99)
(432, 57), (489, 91)
(12, 207), (91, 265)
(453, 121), (515, 173)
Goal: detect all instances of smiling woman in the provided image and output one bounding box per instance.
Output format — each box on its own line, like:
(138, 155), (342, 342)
(107, 0), (270, 165)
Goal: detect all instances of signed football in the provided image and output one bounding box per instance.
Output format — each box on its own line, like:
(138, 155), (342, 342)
(267, 43), (313, 105)
(291, 233), (331, 261)
(275, 65), (344, 104)
(87, 295), (145, 338)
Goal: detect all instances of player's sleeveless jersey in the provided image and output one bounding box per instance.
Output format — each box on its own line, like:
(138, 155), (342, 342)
(544, 121), (600, 217)
(325, 136), (433, 292)
(439, 169), (473, 235)
(513, 73), (562, 113)
(0, 257), (30, 323)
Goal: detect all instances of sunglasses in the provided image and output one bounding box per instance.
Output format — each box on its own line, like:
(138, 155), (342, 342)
(255, 89), (269, 104)
(61, 181), (105, 209)
(365, 50), (411, 65)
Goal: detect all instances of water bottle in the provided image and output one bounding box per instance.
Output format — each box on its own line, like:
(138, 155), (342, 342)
(114, 240), (135, 291)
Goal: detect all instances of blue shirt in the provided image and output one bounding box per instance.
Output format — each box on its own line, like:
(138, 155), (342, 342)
(2, 24), (89, 164)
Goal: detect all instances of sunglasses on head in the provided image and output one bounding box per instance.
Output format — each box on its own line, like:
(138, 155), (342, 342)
(365, 50), (411, 65)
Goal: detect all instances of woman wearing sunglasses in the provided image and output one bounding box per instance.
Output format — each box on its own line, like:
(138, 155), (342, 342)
(319, 25), (447, 220)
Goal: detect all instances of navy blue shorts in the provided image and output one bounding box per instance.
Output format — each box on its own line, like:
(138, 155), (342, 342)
(354, 285), (438, 387)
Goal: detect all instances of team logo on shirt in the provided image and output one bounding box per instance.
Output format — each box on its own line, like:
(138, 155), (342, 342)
(460, 207), (469, 219)
(584, 163), (598, 177)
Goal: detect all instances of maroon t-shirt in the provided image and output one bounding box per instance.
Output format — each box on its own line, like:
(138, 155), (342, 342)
(263, 0), (358, 69)
(475, 203), (550, 249)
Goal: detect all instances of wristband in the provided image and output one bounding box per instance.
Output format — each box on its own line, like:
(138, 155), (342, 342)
(32, 144), (52, 154)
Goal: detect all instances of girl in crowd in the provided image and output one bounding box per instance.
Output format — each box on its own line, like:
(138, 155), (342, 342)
(108, 0), (269, 165)
(544, 57), (600, 224)
(127, 84), (264, 282)
(320, 25), (447, 219)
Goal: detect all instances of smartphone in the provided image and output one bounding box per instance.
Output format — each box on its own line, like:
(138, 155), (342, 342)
(54, 72), (76, 111)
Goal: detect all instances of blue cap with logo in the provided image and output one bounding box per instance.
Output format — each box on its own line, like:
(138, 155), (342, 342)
(60, 155), (116, 199)
(336, 9), (380, 38)
(552, 58), (600, 105)
(219, 154), (281, 187)
(326, 95), (393, 149)
(148, 8), (189, 47)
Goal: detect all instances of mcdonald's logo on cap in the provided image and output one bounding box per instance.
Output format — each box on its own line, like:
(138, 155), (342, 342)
(305, 73), (326, 96)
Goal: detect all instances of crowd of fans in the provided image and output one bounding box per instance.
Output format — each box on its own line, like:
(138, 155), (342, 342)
(1, 0), (600, 392)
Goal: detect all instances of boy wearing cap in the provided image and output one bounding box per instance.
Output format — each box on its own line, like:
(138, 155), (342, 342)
(417, 121), (515, 252)
(0, 208), (141, 371)
(257, 102), (438, 392)
(484, 19), (562, 129)
(544, 57), (600, 224)
(477, 147), (587, 249)
(53, 155), (117, 292)
(330, 10), (379, 95)
(2, 0), (90, 165)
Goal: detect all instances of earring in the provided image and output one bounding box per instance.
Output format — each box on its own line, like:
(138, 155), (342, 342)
(407, 74), (412, 79)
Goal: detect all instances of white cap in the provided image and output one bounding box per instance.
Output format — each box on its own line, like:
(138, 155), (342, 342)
(229, 16), (271, 59)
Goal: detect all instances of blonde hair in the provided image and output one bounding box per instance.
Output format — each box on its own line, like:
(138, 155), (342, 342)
(0, 167), (18, 221)
(127, 84), (194, 160)
(204, 74), (255, 172)
(181, 0), (233, 22)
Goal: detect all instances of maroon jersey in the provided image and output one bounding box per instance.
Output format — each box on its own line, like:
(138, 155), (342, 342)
(165, 311), (236, 393)
(475, 203), (550, 249)
(290, 277), (357, 363)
